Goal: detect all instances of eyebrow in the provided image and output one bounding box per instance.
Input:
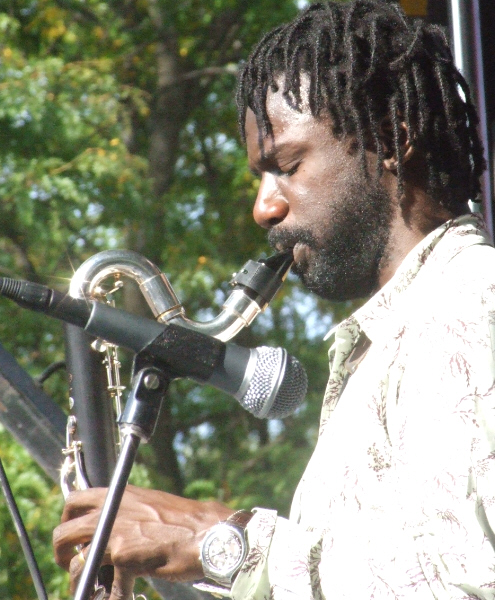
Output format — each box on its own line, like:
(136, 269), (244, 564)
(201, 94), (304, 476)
(249, 142), (298, 175)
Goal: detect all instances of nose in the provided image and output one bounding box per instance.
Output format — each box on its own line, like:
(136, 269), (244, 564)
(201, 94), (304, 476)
(253, 174), (290, 229)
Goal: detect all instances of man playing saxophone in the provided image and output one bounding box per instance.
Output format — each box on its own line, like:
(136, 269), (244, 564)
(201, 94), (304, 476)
(53, 2), (495, 599)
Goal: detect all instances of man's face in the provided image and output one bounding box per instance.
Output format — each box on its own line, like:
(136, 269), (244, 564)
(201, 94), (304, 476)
(245, 86), (395, 302)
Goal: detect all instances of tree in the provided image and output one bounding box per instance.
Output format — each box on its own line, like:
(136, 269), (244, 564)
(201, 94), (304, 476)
(0, 1), (354, 597)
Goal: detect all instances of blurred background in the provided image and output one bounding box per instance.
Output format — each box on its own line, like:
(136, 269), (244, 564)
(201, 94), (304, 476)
(0, 1), (493, 598)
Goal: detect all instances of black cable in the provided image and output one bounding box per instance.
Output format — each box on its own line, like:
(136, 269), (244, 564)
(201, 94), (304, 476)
(0, 455), (48, 600)
(36, 360), (66, 385)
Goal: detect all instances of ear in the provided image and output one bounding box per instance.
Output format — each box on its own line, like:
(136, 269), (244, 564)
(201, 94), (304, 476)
(379, 117), (415, 172)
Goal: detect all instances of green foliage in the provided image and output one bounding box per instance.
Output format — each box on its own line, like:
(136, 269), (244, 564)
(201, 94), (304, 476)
(0, 1), (354, 597)
(0, 424), (68, 599)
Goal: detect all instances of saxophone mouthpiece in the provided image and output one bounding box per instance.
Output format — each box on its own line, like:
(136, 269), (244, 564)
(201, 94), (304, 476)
(230, 250), (293, 307)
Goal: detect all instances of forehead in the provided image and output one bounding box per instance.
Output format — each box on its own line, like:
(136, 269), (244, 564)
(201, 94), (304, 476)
(246, 86), (315, 134)
(244, 84), (342, 167)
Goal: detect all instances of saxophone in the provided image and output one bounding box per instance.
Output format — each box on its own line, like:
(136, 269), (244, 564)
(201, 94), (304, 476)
(60, 249), (293, 599)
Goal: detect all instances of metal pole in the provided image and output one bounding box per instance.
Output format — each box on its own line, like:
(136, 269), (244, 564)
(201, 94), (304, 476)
(448, 0), (494, 239)
(74, 365), (170, 600)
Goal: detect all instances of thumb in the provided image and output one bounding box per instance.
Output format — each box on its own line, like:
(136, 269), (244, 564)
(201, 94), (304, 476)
(108, 568), (136, 600)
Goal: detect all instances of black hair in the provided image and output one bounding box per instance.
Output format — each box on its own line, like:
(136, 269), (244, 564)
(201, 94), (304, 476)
(236, 0), (485, 210)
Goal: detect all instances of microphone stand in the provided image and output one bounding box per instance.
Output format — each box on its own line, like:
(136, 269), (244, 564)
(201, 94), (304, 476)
(74, 359), (170, 600)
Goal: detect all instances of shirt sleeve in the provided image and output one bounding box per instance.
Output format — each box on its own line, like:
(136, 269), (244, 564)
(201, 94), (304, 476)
(194, 508), (280, 600)
(195, 509), (325, 600)
(232, 510), (323, 600)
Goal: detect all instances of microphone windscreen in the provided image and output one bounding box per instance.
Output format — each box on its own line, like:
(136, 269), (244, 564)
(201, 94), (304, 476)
(238, 347), (307, 419)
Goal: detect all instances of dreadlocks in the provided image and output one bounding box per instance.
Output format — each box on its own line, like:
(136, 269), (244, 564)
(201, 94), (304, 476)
(236, 0), (485, 211)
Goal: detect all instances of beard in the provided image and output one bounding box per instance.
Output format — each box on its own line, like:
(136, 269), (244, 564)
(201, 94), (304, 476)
(268, 177), (394, 302)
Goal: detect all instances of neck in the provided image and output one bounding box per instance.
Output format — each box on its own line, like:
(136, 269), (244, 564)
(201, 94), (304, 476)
(377, 181), (463, 289)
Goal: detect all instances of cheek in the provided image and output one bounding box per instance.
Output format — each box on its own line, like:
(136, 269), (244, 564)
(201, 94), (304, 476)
(306, 157), (362, 209)
(285, 172), (333, 219)
(278, 153), (358, 225)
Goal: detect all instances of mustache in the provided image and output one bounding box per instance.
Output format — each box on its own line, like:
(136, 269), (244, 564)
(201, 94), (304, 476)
(268, 226), (319, 253)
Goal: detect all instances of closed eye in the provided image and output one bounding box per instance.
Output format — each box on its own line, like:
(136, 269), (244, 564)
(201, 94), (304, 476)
(271, 162), (300, 177)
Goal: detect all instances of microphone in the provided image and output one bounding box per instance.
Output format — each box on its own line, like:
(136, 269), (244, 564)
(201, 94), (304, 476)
(0, 278), (307, 419)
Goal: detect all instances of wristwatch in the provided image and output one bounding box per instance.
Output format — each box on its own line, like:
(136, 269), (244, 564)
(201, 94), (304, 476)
(200, 510), (253, 588)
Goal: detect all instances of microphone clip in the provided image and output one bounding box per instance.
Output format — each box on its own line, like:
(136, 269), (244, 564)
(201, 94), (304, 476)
(119, 364), (171, 442)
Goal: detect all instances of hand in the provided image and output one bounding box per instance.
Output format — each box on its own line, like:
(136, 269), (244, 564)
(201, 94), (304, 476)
(53, 485), (233, 598)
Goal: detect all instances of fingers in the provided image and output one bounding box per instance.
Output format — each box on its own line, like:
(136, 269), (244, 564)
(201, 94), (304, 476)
(53, 515), (98, 570)
(109, 568), (136, 600)
(68, 549), (134, 600)
(68, 546), (88, 594)
(61, 488), (107, 522)
(54, 488), (109, 570)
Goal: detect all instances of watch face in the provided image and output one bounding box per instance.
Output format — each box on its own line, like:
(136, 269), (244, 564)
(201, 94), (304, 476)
(203, 526), (244, 573)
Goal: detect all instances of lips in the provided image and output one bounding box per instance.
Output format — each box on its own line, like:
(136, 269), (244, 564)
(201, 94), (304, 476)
(269, 227), (313, 266)
(273, 241), (308, 265)
(292, 242), (309, 265)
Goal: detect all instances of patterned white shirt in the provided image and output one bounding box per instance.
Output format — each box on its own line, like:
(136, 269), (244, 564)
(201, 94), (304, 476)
(203, 214), (495, 600)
